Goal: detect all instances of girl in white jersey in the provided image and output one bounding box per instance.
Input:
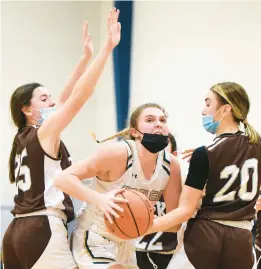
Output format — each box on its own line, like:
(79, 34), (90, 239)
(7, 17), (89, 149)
(54, 103), (182, 269)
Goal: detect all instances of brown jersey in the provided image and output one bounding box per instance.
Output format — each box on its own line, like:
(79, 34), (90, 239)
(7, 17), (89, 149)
(11, 125), (74, 221)
(186, 131), (261, 221)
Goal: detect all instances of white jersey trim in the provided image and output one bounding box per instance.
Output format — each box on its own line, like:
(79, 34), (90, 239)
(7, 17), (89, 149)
(44, 155), (65, 210)
(208, 137), (228, 151)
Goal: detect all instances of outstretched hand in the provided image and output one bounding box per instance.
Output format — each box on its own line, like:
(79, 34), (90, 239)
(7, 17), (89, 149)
(83, 20), (94, 58)
(106, 7), (121, 51)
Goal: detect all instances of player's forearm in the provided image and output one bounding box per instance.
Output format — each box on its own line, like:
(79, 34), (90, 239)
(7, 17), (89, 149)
(59, 54), (92, 104)
(150, 207), (192, 233)
(163, 224), (181, 233)
(54, 173), (100, 205)
(70, 43), (112, 104)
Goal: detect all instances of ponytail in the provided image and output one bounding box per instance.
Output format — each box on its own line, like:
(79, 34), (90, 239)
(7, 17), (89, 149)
(89, 128), (130, 143)
(243, 120), (261, 145)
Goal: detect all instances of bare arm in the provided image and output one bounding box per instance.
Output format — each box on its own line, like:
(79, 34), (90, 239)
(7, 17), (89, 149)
(54, 142), (128, 223)
(59, 21), (93, 105)
(39, 8), (121, 141)
(162, 155), (182, 232)
(149, 185), (202, 233)
(148, 147), (209, 233)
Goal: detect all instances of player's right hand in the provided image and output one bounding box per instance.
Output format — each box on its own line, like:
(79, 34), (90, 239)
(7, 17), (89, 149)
(181, 148), (195, 162)
(95, 189), (128, 224)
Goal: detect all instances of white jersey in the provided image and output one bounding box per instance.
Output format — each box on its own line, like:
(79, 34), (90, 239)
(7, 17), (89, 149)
(76, 140), (171, 242)
(11, 125), (74, 222)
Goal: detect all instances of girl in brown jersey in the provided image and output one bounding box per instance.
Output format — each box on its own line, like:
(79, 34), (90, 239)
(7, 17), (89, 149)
(2, 8), (122, 269)
(148, 82), (261, 269)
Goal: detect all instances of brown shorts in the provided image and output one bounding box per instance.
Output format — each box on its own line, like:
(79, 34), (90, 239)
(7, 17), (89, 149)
(169, 218), (254, 269)
(183, 218), (254, 269)
(2, 215), (76, 269)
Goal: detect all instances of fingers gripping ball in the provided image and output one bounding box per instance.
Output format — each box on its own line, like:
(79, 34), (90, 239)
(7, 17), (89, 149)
(104, 190), (154, 239)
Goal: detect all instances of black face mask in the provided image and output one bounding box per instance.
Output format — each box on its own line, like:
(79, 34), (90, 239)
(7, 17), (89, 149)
(137, 130), (169, 154)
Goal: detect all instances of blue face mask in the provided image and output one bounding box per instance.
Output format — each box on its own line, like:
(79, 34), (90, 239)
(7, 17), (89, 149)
(202, 114), (221, 134)
(30, 106), (57, 124)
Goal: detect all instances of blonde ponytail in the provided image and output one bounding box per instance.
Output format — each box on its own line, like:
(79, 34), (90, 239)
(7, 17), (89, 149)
(89, 128), (130, 143)
(243, 121), (261, 145)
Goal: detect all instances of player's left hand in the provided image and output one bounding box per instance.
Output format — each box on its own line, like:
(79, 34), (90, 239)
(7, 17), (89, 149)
(82, 20), (94, 58)
(105, 7), (121, 51)
(96, 189), (128, 224)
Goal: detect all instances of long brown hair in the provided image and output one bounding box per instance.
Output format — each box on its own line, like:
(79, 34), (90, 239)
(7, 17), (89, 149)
(9, 82), (42, 183)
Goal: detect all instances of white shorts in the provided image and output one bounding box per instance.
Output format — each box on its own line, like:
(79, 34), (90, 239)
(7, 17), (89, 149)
(32, 215), (77, 269)
(72, 226), (138, 269)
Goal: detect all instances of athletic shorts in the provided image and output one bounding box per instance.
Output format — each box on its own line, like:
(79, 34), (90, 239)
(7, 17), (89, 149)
(2, 215), (76, 269)
(72, 226), (138, 269)
(167, 218), (254, 269)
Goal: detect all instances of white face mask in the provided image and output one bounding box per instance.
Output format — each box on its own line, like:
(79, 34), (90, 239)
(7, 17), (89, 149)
(29, 106), (57, 124)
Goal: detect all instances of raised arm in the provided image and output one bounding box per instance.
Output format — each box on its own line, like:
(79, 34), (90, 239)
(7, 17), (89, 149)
(39, 8), (121, 141)
(59, 21), (94, 105)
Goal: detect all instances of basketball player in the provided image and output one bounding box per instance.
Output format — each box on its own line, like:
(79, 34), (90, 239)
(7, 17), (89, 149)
(54, 103), (182, 269)
(148, 82), (261, 269)
(2, 8), (121, 269)
(136, 133), (179, 269)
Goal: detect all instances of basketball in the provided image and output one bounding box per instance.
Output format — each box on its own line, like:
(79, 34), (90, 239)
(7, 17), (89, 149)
(104, 189), (154, 240)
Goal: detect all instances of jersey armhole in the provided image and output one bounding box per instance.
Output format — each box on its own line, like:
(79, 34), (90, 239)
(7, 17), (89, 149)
(35, 127), (63, 161)
(123, 140), (133, 171)
(162, 150), (171, 176)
